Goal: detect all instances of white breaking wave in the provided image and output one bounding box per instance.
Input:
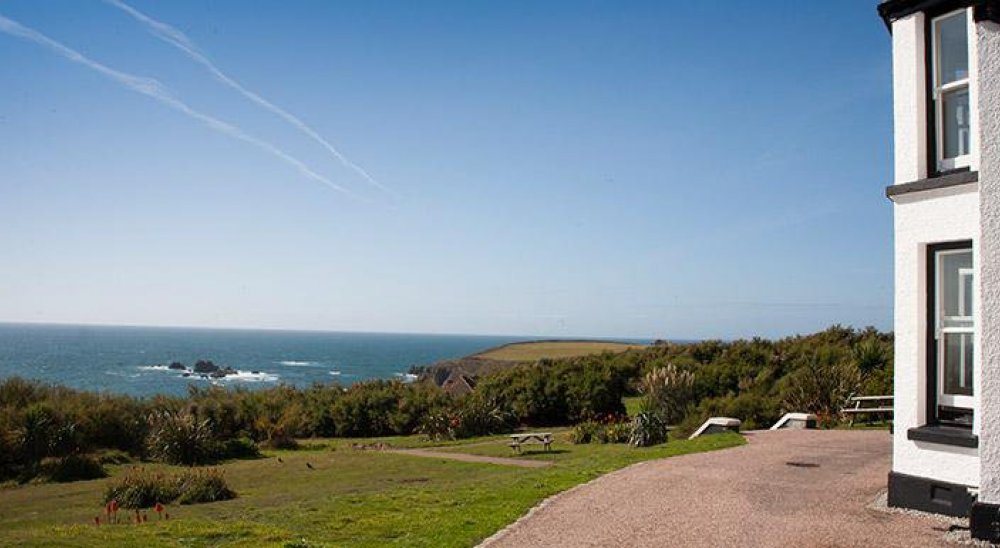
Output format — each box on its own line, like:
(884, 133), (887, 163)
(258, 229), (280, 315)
(395, 372), (419, 383)
(279, 360), (315, 366)
(0, 13), (354, 197)
(105, 0), (394, 197)
(328, 370), (342, 376)
(212, 370), (279, 383)
(137, 365), (169, 371)
(182, 370), (279, 383)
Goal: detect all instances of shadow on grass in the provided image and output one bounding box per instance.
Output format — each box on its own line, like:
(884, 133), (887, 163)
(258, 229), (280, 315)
(512, 449), (570, 456)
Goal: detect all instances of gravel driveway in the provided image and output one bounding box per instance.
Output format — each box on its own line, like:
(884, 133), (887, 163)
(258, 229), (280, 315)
(481, 429), (957, 547)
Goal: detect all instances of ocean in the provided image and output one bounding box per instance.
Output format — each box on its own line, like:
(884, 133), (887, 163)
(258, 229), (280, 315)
(0, 323), (534, 397)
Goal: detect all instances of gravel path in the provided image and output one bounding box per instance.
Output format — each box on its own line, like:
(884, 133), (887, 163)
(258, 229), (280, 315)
(387, 448), (552, 468)
(481, 429), (958, 547)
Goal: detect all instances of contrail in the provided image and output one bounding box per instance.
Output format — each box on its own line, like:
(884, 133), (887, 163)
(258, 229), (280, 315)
(106, 0), (394, 197)
(0, 14), (354, 197)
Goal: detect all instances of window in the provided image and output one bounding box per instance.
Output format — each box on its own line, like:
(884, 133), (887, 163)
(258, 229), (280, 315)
(931, 9), (972, 172)
(930, 243), (974, 426)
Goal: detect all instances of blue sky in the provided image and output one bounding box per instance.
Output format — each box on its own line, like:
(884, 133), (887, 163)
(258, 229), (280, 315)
(0, 1), (893, 340)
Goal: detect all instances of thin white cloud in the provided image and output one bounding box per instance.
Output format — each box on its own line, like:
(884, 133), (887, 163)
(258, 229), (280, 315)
(0, 13), (353, 197)
(106, 0), (395, 197)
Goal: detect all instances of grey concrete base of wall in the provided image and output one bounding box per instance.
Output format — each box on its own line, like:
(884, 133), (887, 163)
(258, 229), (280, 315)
(887, 471), (975, 517)
(688, 417), (741, 440)
(770, 412), (817, 430)
(971, 502), (1000, 542)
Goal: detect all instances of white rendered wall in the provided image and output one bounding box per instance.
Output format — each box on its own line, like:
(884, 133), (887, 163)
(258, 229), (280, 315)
(892, 14), (928, 184)
(976, 20), (1000, 504)
(892, 185), (980, 487)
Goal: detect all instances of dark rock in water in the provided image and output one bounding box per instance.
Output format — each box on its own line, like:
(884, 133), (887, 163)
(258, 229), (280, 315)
(193, 360), (219, 373)
(168, 361), (186, 370)
(182, 372), (191, 377)
(209, 367), (238, 379)
(251, 370), (260, 375)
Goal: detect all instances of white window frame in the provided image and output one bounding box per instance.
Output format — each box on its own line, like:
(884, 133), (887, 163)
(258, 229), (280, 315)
(930, 8), (974, 172)
(935, 249), (975, 411)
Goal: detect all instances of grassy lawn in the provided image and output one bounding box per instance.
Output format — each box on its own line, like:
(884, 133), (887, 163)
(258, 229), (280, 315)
(440, 431), (743, 468)
(472, 340), (645, 362)
(0, 433), (743, 547)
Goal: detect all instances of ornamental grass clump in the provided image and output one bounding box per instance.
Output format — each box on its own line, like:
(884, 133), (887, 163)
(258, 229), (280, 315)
(639, 364), (695, 426)
(146, 410), (217, 465)
(104, 467), (235, 509)
(104, 468), (179, 509)
(629, 412), (668, 447)
(174, 468), (236, 505)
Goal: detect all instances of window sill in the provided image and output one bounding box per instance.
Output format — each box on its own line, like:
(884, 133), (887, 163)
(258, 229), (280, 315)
(907, 425), (979, 448)
(886, 170), (978, 199)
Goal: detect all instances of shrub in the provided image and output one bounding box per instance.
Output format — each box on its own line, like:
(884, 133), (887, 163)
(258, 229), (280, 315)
(220, 437), (260, 459)
(629, 412), (668, 447)
(95, 449), (133, 465)
(569, 421), (601, 444)
(43, 454), (107, 483)
(330, 380), (449, 437)
(418, 412), (456, 442)
(104, 468), (180, 509)
(76, 396), (148, 457)
(104, 467), (236, 509)
(452, 393), (515, 438)
(174, 468), (236, 505)
(146, 410), (217, 465)
(781, 348), (860, 420)
(473, 358), (630, 426)
(599, 422), (632, 444)
(639, 364), (695, 425)
(569, 420), (631, 444)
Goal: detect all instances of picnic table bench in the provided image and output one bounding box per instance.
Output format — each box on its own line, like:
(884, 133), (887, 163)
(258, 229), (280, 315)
(842, 395), (894, 427)
(509, 432), (553, 453)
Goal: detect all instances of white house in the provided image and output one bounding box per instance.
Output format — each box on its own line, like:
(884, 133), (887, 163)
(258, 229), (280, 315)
(878, 0), (1000, 540)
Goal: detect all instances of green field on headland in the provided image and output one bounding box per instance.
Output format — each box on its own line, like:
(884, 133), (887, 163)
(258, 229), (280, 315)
(0, 432), (744, 547)
(471, 340), (645, 362)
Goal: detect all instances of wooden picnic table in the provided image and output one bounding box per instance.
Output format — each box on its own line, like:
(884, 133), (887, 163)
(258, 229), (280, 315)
(509, 432), (553, 453)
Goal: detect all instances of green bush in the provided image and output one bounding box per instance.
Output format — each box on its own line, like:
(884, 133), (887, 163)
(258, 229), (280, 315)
(629, 412), (668, 447)
(473, 357), (630, 426)
(418, 411), (456, 441)
(104, 468), (180, 509)
(569, 421), (601, 444)
(43, 454), (107, 483)
(146, 410), (218, 465)
(781, 347), (860, 420)
(330, 380), (449, 437)
(220, 437), (260, 459)
(174, 468), (236, 505)
(95, 449), (133, 465)
(453, 393), (515, 438)
(599, 422), (632, 444)
(570, 420), (631, 444)
(104, 467), (235, 509)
